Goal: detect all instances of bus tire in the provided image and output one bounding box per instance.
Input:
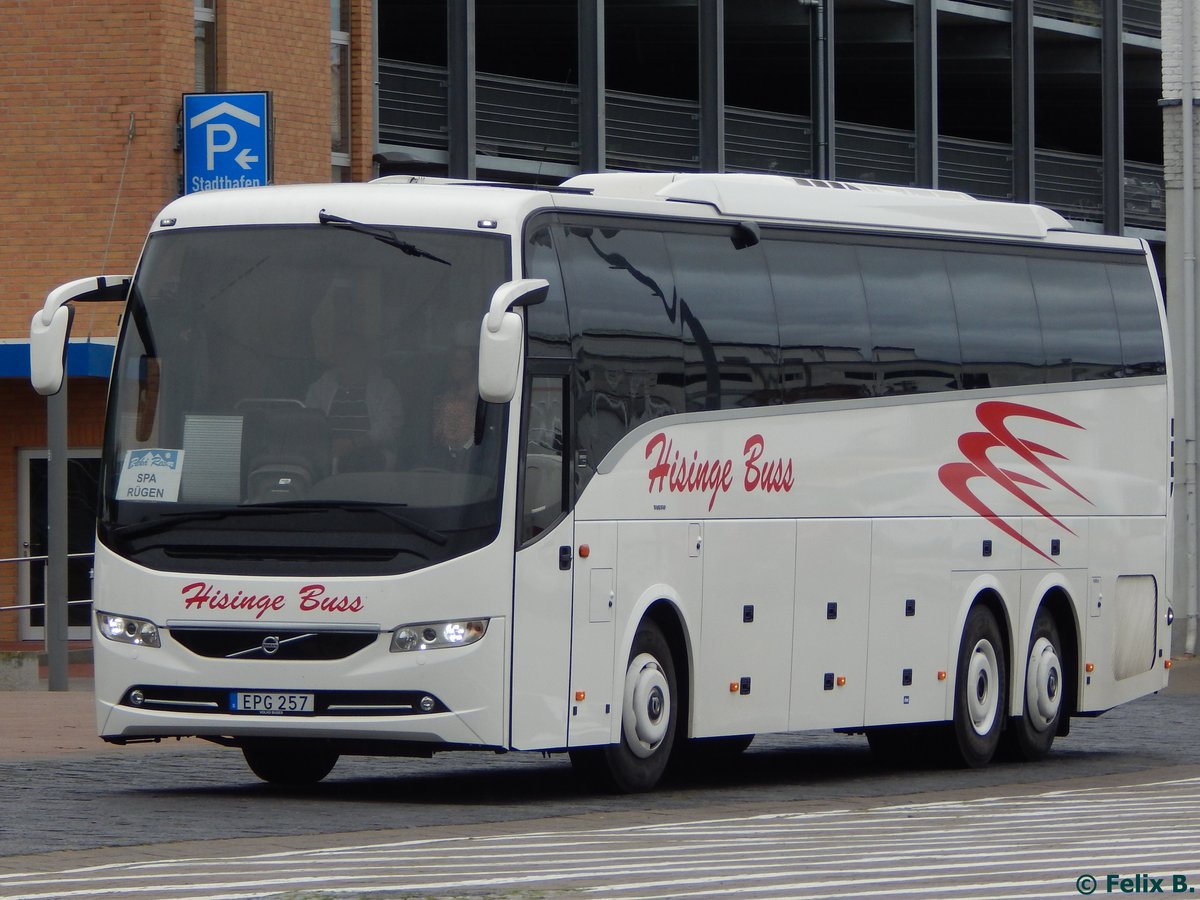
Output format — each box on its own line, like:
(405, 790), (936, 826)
(950, 605), (1006, 768)
(603, 619), (679, 792)
(242, 741), (339, 786)
(1006, 609), (1064, 761)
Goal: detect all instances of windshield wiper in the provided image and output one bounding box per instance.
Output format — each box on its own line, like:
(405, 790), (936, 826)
(241, 501), (450, 546)
(111, 502), (448, 546)
(110, 505), (296, 541)
(318, 210), (452, 265)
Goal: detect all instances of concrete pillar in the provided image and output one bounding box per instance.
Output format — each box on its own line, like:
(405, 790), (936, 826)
(1163, 0), (1200, 656)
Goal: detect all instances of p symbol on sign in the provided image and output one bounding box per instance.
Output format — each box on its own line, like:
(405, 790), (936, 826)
(206, 123), (238, 169)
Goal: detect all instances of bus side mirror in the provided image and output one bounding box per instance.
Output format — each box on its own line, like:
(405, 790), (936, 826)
(29, 275), (131, 396)
(478, 279), (549, 403)
(30, 305), (74, 396)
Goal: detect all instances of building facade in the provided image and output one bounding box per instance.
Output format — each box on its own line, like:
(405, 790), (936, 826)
(0, 0), (1169, 651)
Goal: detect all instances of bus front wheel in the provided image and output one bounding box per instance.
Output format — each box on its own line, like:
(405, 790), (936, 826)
(571, 619), (679, 793)
(1006, 609), (1064, 761)
(242, 740), (339, 786)
(949, 605), (1006, 768)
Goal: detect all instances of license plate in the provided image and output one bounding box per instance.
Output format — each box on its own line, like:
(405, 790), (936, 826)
(230, 691), (315, 715)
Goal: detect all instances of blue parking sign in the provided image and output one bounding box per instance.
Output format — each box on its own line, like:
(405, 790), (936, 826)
(182, 92), (271, 194)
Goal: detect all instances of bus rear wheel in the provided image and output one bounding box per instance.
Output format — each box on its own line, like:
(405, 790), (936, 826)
(242, 740), (339, 786)
(949, 605), (1006, 768)
(571, 619), (679, 793)
(1006, 609), (1064, 761)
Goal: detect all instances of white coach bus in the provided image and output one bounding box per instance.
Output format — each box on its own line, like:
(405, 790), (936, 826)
(30, 173), (1172, 791)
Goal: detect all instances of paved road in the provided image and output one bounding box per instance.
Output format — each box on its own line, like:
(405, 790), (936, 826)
(0, 663), (1196, 897)
(2, 774), (1199, 898)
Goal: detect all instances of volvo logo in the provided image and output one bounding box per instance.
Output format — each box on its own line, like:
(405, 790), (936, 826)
(223, 631), (317, 659)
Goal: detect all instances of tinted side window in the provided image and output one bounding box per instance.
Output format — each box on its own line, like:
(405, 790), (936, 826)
(521, 372), (568, 545)
(1029, 258), (1124, 381)
(858, 246), (961, 395)
(665, 230), (780, 411)
(554, 224), (684, 477)
(767, 239), (876, 402)
(946, 251), (1046, 389)
(1107, 262), (1166, 376)
(523, 223), (572, 359)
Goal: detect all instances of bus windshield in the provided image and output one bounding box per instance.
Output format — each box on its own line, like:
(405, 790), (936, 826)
(99, 223), (511, 576)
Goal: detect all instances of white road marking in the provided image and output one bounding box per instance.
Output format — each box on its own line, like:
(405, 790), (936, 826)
(1, 776), (1198, 899)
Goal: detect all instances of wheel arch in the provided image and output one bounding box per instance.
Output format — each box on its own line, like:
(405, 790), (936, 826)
(961, 583), (1015, 682)
(635, 596), (693, 742)
(1035, 585), (1080, 733)
(946, 578), (1015, 724)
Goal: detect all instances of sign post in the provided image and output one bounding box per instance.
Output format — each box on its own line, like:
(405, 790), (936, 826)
(182, 92), (271, 194)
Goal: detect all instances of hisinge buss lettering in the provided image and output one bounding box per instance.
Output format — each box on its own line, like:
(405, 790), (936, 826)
(181, 582), (365, 618)
(645, 432), (794, 510)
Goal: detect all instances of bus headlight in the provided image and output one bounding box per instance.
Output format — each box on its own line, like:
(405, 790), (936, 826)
(391, 619), (488, 652)
(97, 612), (161, 648)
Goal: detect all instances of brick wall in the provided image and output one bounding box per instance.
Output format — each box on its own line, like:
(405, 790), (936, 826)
(217, 0), (332, 184)
(351, 0), (377, 182)
(1, 0), (191, 343)
(1161, 0), (1200, 188)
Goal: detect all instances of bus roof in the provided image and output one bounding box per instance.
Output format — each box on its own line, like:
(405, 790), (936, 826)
(159, 174), (1122, 248)
(557, 172), (1074, 241)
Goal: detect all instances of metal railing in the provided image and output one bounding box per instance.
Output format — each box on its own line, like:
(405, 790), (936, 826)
(477, 72), (579, 165)
(0, 553), (94, 613)
(939, 136), (1015, 201)
(835, 122), (916, 186)
(378, 60), (448, 151)
(726, 106), (812, 176)
(606, 90), (701, 172)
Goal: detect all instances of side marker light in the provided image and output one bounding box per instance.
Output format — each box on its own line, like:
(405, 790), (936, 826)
(1085, 662), (1095, 673)
(937, 671), (947, 681)
(575, 691), (586, 701)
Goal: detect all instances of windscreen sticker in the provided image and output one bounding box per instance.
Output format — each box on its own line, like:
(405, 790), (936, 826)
(117, 449), (184, 502)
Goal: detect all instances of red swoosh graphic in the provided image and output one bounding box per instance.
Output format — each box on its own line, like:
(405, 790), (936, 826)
(939, 402), (1088, 564)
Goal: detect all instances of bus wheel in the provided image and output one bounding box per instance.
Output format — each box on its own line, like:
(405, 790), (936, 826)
(950, 605), (1006, 768)
(1006, 609), (1064, 761)
(242, 741), (339, 786)
(605, 619), (679, 792)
